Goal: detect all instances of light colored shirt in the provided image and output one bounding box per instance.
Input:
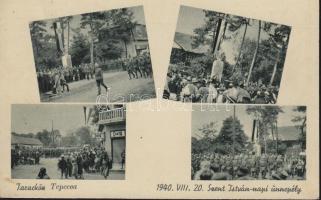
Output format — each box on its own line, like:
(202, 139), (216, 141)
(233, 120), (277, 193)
(211, 59), (224, 81)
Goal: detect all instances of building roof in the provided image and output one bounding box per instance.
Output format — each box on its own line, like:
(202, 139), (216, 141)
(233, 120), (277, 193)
(276, 126), (301, 141)
(173, 32), (209, 54)
(11, 135), (43, 146)
(132, 24), (148, 41)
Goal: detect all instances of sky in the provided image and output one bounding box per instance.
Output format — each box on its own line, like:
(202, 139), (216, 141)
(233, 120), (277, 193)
(175, 6), (272, 64)
(191, 105), (303, 139)
(11, 104), (92, 136)
(40, 6), (145, 45)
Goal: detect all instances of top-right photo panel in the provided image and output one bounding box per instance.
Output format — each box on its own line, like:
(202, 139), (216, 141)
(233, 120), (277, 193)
(163, 6), (291, 104)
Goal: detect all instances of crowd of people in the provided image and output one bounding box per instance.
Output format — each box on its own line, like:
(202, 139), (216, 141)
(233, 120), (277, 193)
(55, 146), (112, 179)
(11, 147), (41, 168)
(191, 152), (306, 180)
(36, 54), (153, 97)
(164, 70), (279, 104)
(164, 51), (279, 104)
(12, 145), (126, 179)
(125, 53), (153, 79)
(36, 63), (95, 95)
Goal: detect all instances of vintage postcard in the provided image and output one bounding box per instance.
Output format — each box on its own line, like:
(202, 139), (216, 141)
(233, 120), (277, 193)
(0, 0), (319, 199)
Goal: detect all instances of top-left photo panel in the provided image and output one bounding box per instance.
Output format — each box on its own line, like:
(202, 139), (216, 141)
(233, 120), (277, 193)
(30, 6), (156, 103)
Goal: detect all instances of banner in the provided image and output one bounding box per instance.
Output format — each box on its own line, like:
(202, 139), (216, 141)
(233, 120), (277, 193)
(53, 21), (64, 54)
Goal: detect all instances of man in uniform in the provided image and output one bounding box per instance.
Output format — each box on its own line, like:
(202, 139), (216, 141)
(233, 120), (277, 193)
(259, 154), (268, 179)
(58, 155), (68, 179)
(95, 63), (109, 95)
(125, 59), (135, 79)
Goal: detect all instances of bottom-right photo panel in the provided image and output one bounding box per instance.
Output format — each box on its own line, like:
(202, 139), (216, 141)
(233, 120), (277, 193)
(191, 105), (306, 180)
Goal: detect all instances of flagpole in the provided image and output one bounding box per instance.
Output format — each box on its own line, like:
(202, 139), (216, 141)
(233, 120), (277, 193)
(83, 106), (87, 125)
(232, 105), (236, 157)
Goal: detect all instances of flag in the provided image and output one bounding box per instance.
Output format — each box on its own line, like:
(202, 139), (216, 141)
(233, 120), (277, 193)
(86, 108), (93, 125)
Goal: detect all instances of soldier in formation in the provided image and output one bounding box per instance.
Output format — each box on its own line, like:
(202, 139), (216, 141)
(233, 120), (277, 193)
(192, 152), (306, 180)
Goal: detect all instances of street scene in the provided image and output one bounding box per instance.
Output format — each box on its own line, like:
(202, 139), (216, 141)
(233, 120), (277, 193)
(30, 6), (156, 103)
(164, 6), (291, 104)
(192, 105), (306, 180)
(11, 104), (126, 180)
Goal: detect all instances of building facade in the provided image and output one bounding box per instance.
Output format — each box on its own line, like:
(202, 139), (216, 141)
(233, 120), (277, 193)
(11, 135), (43, 149)
(97, 105), (126, 170)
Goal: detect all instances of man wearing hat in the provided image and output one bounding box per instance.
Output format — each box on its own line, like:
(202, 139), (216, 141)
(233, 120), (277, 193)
(196, 79), (209, 103)
(95, 62), (109, 96)
(180, 77), (198, 102)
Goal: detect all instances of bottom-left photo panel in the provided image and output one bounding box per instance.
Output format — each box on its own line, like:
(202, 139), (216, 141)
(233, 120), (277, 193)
(11, 104), (126, 180)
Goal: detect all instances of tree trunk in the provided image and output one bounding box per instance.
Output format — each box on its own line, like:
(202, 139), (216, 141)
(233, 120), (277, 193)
(67, 20), (70, 54)
(212, 18), (223, 54)
(271, 123), (275, 141)
(124, 40), (128, 58)
(269, 49), (280, 86)
(233, 20), (248, 72)
(246, 20), (261, 85)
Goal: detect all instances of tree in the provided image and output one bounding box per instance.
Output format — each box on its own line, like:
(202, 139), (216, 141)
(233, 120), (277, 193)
(61, 134), (78, 147)
(246, 105), (283, 153)
(95, 39), (123, 61)
(233, 18), (249, 72)
(292, 106), (306, 150)
(74, 126), (93, 145)
(35, 129), (51, 146)
(30, 21), (62, 69)
(214, 116), (248, 154)
(29, 21), (47, 59)
(192, 10), (222, 51)
(246, 20), (261, 85)
(267, 25), (291, 85)
(69, 31), (90, 65)
(99, 8), (136, 58)
(80, 8), (136, 61)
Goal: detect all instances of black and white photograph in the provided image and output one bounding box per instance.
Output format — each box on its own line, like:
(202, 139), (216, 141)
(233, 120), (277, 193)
(11, 104), (126, 180)
(163, 6), (291, 104)
(30, 6), (156, 103)
(191, 105), (306, 180)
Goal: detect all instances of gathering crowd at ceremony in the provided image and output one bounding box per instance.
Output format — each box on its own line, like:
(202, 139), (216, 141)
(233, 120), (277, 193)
(164, 52), (279, 104)
(164, 70), (279, 104)
(36, 53), (152, 95)
(11, 145), (125, 180)
(191, 152), (306, 180)
(11, 147), (42, 168)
